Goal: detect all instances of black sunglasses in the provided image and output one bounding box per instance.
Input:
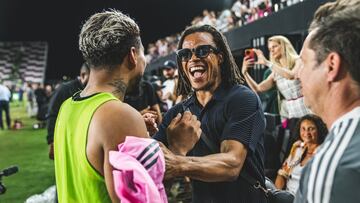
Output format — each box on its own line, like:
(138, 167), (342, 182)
(176, 45), (219, 62)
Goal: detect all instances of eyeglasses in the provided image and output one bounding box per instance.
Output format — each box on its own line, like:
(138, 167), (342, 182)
(176, 45), (219, 62)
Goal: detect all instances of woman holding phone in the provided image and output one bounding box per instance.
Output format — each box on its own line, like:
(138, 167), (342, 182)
(241, 35), (310, 120)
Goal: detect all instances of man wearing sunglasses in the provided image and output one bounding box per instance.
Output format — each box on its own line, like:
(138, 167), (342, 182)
(154, 25), (267, 202)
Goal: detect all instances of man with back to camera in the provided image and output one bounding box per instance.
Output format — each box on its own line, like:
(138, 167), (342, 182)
(294, 0), (360, 202)
(154, 24), (267, 203)
(53, 10), (201, 202)
(47, 63), (90, 159)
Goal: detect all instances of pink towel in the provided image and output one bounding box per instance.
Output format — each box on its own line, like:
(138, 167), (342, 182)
(109, 136), (167, 203)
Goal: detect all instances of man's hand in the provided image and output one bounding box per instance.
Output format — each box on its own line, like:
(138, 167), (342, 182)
(143, 113), (158, 136)
(166, 111), (201, 155)
(241, 56), (255, 75)
(253, 49), (268, 66)
(140, 106), (158, 116)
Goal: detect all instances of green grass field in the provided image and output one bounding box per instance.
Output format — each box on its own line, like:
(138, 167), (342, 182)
(0, 101), (55, 203)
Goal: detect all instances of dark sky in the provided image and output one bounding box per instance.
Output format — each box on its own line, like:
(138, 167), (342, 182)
(0, 0), (232, 80)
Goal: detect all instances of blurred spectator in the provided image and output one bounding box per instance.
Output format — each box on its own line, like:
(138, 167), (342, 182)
(0, 82), (11, 130)
(275, 114), (328, 195)
(145, 43), (159, 64)
(46, 63), (90, 159)
(167, 35), (179, 54)
(161, 60), (177, 109)
(216, 9), (235, 32)
(257, 0), (272, 18)
(151, 82), (168, 114)
(286, 0), (301, 7)
(35, 84), (52, 122)
(18, 83), (24, 102)
(200, 10), (217, 27)
(157, 39), (169, 57)
(247, 7), (259, 23)
(45, 84), (53, 98)
(34, 83), (49, 120)
(26, 82), (37, 117)
(231, 0), (250, 26)
(191, 16), (203, 26)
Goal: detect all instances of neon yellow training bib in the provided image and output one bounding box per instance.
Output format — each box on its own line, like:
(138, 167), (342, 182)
(54, 92), (118, 203)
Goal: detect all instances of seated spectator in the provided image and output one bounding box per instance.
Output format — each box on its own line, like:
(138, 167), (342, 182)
(275, 114), (328, 194)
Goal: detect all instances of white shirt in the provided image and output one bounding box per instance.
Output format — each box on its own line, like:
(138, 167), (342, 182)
(0, 84), (11, 101)
(286, 164), (303, 195)
(162, 79), (175, 109)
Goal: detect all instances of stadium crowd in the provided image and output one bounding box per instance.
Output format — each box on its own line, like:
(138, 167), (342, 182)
(145, 0), (302, 64)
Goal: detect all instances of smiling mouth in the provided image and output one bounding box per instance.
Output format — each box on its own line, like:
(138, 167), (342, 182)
(189, 66), (206, 78)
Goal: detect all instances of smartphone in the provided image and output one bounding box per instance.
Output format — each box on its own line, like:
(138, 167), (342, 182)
(244, 48), (254, 58)
(244, 48), (257, 61)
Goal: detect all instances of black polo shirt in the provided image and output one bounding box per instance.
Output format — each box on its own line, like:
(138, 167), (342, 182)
(124, 81), (158, 111)
(154, 84), (267, 203)
(47, 79), (84, 144)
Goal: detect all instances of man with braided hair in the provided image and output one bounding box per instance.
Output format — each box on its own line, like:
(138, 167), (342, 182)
(154, 25), (267, 202)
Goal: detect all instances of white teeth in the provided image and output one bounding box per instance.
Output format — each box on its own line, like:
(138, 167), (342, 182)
(190, 66), (205, 73)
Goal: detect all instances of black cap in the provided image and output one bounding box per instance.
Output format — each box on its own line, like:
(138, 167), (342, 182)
(162, 60), (177, 69)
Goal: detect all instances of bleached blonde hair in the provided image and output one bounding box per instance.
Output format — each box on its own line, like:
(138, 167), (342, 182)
(79, 9), (141, 70)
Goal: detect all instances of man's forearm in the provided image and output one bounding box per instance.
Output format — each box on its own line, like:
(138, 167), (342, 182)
(172, 152), (245, 182)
